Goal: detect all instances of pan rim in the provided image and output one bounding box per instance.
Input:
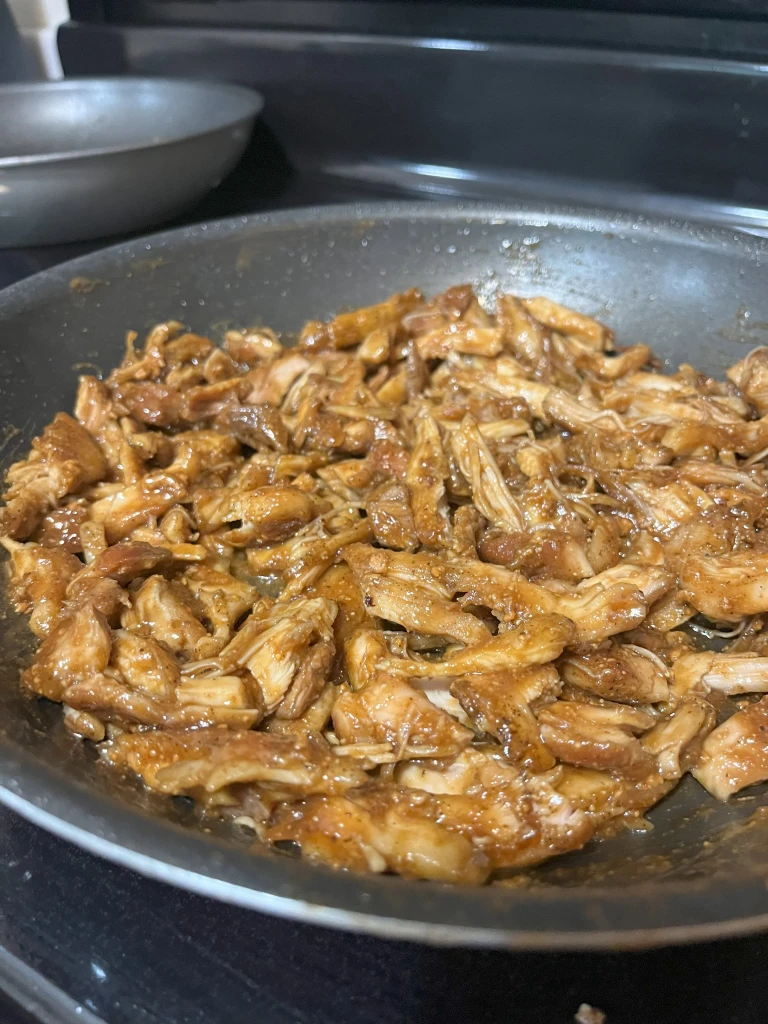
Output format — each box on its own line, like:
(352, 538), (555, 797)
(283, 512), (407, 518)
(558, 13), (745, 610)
(4, 747), (768, 951)
(0, 77), (264, 169)
(2, 198), (768, 948)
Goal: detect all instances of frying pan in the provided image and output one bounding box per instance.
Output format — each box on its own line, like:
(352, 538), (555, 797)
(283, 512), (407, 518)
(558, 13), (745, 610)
(1, 201), (768, 950)
(0, 78), (263, 247)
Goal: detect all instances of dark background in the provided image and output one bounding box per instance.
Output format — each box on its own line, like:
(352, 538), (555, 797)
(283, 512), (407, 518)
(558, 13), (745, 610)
(68, 0), (768, 20)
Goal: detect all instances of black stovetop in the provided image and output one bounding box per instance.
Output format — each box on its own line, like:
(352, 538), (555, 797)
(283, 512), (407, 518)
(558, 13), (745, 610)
(6, 806), (768, 1024)
(2, 129), (768, 1024)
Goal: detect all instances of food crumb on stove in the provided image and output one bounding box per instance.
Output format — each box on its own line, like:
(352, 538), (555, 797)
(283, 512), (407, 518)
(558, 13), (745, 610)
(574, 1003), (607, 1024)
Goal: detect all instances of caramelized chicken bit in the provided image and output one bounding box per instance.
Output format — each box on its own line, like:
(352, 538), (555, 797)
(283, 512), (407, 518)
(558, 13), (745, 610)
(267, 681), (338, 738)
(379, 614), (575, 677)
(63, 673), (261, 732)
(22, 601), (112, 701)
(108, 727), (366, 797)
(681, 552), (768, 620)
(351, 568), (491, 646)
(451, 666), (560, 771)
(559, 645), (670, 704)
(727, 347), (768, 416)
(194, 484), (325, 545)
(36, 504), (90, 552)
(406, 411), (451, 548)
(332, 674), (473, 759)
(34, 412), (108, 484)
(299, 288), (422, 351)
(672, 651), (768, 698)
(111, 629), (180, 699)
(189, 595), (337, 715)
(3, 541), (82, 637)
(641, 698), (715, 779)
(214, 402), (289, 451)
(6, 283), (768, 884)
(181, 564), (257, 656)
(78, 542), (172, 584)
(450, 415), (525, 534)
(266, 790), (490, 883)
(121, 575), (208, 658)
(693, 697), (768, 800)
(521, 296), (614, 351)
(365, 480), (418, 551)
(0, 413), (107, 538)
(395, 747), (595, 872)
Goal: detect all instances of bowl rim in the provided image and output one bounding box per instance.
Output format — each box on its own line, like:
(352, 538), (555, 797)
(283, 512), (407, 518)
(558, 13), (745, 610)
(0, 77), (264, 169)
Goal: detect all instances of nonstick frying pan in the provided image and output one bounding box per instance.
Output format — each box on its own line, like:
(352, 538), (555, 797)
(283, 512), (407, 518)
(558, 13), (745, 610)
(0, 79), (263, 248)
(1, 202), (768, 950)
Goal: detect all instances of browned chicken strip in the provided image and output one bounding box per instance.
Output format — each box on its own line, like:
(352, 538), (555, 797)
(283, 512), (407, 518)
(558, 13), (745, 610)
(451, 666), (560, 771)
(692, 698), (768, 800)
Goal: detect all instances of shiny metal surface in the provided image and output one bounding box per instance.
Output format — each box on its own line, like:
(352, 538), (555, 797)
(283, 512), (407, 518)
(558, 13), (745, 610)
(0, 78), (263, 247)
(66, 0), (768, 62)
(58, 26), (768, 234)
(1, 201), (768, 948)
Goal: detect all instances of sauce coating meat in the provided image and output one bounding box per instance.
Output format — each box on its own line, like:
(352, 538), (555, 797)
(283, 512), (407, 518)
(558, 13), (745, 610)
(3, 287), (768, 884)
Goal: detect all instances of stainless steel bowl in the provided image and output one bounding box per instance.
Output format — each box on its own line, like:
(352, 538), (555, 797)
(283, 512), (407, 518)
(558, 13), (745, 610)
(0, 77), (263, 247)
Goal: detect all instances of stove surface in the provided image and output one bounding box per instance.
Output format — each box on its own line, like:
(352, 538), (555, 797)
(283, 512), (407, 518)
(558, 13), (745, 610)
(2, 137), (768, 1024)
(5, 807), (768, 1024)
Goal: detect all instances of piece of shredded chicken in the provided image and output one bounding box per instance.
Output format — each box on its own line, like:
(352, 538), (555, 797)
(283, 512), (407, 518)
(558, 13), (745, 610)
(4, 284), (768, 886)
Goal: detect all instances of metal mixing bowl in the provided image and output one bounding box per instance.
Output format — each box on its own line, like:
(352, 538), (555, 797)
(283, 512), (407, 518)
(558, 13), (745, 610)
(0, 77), (263, 247)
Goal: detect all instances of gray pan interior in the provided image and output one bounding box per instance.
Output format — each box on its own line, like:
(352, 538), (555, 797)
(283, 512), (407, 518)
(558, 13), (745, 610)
(1, 201), (768, 950)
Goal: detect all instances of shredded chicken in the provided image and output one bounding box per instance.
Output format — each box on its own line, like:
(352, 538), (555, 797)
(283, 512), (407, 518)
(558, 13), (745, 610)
(4, 285), (768, 885)
(692, 697), (768, 800)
